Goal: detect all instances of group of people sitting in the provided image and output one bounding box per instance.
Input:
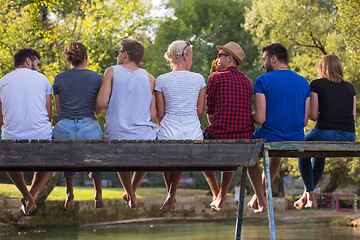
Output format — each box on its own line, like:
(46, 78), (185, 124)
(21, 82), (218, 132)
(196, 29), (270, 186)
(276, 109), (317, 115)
(0, 39), (355, 216)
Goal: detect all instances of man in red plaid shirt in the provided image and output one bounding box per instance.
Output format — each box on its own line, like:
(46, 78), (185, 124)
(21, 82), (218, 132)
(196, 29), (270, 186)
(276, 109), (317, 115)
(203, 42), (255, 211)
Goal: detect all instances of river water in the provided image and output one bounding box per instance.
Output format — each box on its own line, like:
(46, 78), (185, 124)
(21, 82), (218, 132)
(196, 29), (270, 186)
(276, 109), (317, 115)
(1, 218), (359, 239)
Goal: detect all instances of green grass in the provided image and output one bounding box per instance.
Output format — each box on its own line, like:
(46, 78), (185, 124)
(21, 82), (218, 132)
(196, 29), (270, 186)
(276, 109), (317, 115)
(0, 183), (210, 200)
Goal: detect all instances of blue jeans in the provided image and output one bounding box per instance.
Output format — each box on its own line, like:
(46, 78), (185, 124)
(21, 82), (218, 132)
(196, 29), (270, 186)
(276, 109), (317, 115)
(298, 128), (355, 191)
(54, 118), (104, 179)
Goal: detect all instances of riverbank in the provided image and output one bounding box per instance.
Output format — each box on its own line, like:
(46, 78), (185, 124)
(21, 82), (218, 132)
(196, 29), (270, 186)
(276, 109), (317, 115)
(0, 194), (356, 231)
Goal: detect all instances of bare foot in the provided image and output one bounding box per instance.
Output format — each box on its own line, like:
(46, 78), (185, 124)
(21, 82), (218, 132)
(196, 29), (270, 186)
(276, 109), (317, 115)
(253, 204), (267, 213)
(127, 194), (138, 208)
(64, 193), (74, 210)
(304, 191), (316, 208)
(210, 198), (225, 212)
(122, 192), (129, 202)
(94, 196), (104, 209)
(21, 197), (37, 216)
(160, 197), (176, 213)
(294, 193), (307, 210)
(247, 194), (258, 210)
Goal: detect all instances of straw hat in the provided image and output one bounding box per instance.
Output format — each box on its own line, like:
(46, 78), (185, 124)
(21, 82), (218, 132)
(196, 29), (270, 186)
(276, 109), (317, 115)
(216, 42), (245, 66)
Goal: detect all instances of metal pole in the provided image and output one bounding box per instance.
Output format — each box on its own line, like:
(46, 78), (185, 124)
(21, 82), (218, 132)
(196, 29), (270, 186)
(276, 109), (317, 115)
(264, 148), (276, 240)
(235, 166), (247, 240)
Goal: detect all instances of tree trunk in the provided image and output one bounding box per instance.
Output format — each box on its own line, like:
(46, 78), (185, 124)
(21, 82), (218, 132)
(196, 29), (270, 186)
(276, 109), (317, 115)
(12, 172), (60, 223)
(321, 171), (342, 193)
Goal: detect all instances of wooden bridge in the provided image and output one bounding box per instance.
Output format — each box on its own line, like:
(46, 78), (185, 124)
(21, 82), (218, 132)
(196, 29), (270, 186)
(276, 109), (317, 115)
(1, 139), (360, 240)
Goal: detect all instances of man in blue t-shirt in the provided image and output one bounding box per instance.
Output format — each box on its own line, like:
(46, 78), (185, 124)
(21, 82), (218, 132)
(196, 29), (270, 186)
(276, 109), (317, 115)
(247, 43), (310, 213)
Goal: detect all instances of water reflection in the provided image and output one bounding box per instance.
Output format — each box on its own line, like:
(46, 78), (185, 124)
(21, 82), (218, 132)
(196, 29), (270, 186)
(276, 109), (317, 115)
(1, 218), (360, 240)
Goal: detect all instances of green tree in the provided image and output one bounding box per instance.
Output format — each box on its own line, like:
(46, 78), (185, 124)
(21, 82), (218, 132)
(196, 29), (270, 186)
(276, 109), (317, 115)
(143, 0), (261, 129)
(143, 0), (261, 81)
(0, 0), (157, 222)
(244, 0), (343, 82)
(245, 0), (360, 193)
(335, 0), (360, 90)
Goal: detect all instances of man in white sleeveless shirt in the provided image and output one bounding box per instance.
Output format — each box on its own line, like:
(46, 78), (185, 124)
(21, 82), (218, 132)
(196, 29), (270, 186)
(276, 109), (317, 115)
(0, 48), (53, 215)
(96, 39), (156, 209)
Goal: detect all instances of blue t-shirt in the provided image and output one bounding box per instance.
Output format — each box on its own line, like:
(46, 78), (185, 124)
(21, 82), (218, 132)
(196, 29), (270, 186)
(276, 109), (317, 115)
(253, 70), (310, 142)
(53, 69), (102, 121)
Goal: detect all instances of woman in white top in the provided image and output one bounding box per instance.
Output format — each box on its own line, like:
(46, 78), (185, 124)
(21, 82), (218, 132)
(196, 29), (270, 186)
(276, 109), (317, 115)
(155, 40), (206, 212)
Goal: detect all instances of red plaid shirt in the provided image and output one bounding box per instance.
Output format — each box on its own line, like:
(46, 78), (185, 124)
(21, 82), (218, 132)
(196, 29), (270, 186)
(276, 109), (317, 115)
(205, 66), (254, 139)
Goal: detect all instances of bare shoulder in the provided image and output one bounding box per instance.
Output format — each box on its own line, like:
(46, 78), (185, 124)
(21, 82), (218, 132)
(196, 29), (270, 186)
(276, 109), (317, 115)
(104, 66), (114, 76)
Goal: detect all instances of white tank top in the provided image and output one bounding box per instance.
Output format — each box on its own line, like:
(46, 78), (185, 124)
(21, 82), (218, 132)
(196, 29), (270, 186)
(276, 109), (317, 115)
(104, 65), (156, 140)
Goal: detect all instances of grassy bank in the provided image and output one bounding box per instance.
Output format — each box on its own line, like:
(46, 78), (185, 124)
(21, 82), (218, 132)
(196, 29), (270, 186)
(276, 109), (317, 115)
(0, 183), (211, 200)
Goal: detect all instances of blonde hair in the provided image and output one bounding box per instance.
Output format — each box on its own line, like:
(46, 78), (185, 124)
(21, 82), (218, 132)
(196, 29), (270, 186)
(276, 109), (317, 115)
(317, 54), (344, 83)
(164, 40), (191, 63)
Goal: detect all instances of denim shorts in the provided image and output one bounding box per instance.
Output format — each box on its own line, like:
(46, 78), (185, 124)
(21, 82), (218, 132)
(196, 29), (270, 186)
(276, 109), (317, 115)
(54, 118), (104, 179)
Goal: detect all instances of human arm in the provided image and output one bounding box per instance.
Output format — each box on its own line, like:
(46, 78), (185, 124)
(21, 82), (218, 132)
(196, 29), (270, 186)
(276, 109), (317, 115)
(155, 90), (165, 125)
(54, 94), (61, 115)
(0, 101), (3, 128)
(46, 94), (52, 122)
(148, 73), (157, 121)
(353, 96), (357, 120)
(252, 93), (266, 125)
(206, 75), (215, 125)
(309, 91), (319, 121)
(304, 97), (311, 127)
(95, 67), (113, 115)
(197, 87), (206, 121)
(207, 114), (214, 125)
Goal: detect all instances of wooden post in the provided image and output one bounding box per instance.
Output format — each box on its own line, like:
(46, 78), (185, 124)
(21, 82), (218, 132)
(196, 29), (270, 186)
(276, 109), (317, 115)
(235, 166), (247, 240)
(264, 148), (276, 240)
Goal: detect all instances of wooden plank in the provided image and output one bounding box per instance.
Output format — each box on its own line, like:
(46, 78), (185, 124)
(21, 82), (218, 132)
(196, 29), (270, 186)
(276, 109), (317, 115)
(0, 139), (263, 171)
(264, 141), (360, 158)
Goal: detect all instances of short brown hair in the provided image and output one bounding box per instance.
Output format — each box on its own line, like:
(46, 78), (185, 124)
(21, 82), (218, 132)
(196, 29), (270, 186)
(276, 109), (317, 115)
(317, 54), (344, 83)
(13, 48), (41, 68)
(120, 39), (145, 65)
(64, 42), (87, 67)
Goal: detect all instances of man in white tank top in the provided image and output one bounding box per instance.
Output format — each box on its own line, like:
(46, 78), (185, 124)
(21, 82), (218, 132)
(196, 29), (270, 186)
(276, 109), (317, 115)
(0, 48), (53, 215)
(96, 39), (156, 209)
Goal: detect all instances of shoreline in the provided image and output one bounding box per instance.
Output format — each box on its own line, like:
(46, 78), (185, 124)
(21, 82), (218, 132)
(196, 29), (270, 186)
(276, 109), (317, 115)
(0, 196), (358, 230)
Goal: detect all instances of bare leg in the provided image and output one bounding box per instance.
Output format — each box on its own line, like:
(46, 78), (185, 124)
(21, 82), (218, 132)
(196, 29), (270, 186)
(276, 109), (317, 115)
(132, 171), (147, 192)
(247, 162), (267, 213)
(93, 178), (103, 208)
(64, 176), (75, 210)
(161, 171), (182, 212)
(203, 171), (220, 202)
(210, 171), (234, 211)
(261, 157), (282, 192)
(122, 171), (147, 202)
(163, 171), (171, 192)
(29, 171), (51, 197)
(118, 172), (138, 208)
(6, 171), (36, 215)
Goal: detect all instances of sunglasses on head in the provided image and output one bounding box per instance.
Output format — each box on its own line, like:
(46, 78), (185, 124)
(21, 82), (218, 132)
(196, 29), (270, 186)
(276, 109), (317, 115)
(182, 41), (190, 56)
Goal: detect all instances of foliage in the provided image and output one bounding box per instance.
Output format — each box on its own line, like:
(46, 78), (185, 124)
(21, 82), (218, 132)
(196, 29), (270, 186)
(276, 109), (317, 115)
(245, 0), (360, 190)
(143, 0), (262, 128)
(0, 0), (156, 79)
(143, 0), (261, 81)
(244, 0), (344, 83)
(0, 0), (157, 125)
(335, 0), (360, 90)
